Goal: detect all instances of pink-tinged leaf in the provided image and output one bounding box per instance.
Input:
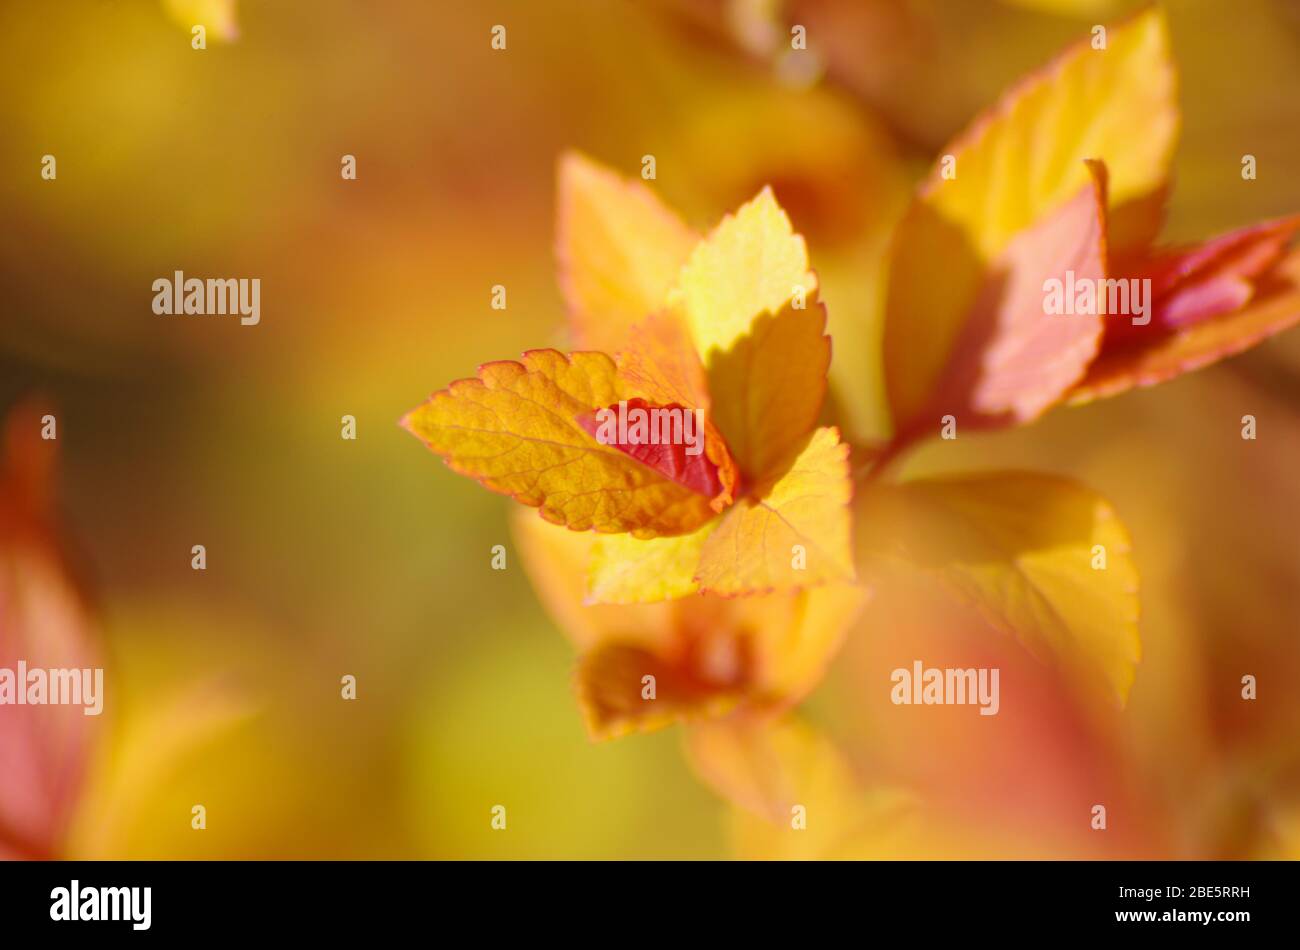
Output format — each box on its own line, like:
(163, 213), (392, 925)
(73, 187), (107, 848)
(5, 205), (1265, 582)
(892, 164), (1108, 441)
(0, 401), (101, 859)
(1106, 215), (1300, 342)
(1071, 248), (1300, 404)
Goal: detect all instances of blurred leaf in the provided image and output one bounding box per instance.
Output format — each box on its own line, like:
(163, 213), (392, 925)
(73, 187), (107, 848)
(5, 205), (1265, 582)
(576, 641), (746, 740)
(68, 679), (254, 858)
(1074, 238), (1300, 402)
(516, 509), (863, 738)
(557, 152), (698, 353)
(0, 400), (101, 859)
(860, 471), (1140, 705)
(511, 507), (679, 653)
(685, 715), (916, 859)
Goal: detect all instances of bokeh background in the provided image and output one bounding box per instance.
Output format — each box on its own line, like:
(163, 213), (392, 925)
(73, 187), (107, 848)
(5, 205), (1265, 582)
(2, 0), (1299, 858)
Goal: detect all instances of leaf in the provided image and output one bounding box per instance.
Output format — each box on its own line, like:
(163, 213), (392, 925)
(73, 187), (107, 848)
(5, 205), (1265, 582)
(1114, 215), (1300, 335)
(743, 583), (868, 703)
(66, 678), (254, 858)
(576, 641), (745, 741)
(1072, 264), (1300, 401)
(0, 400), (101, 859)
(927, 8), (1175, 256)
(575, 398), (727, 501)
(860, 472), (1140, 705)
(402, 349), (718, 538)
(586, 526), (715, 604)
(670, 186), (818, 360)
(617, 309), (711, 410)
(892, 165), (1109, 437)
(684, 716), (917, 859)
(556, 152), (698, 353)
(706, 301), (832, 481)
(695, 427), (855, 595)
(610, 310), (740, 508)
(518, 502), (863, 736)
(884, 7), (1177, 432)
(574, 584), (866, 737)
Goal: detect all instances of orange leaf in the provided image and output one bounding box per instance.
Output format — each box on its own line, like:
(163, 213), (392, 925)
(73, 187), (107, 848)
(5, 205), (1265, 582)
(556, 152), (698, 353)
(402, 349), (717, 537)
(573, 585), (865, 739)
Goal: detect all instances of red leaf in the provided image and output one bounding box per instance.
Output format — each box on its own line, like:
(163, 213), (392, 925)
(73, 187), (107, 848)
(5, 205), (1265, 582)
(576, 398), (723, 500)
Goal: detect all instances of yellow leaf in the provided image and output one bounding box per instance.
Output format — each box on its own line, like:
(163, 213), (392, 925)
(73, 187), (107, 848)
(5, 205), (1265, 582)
(556, 152), (698, 353)
(929, 8), (1175, 257)
(671, 186), (818, 360)
(884, 8), (1177, 431)
(402, 350), (717, 538)
(67, 679), (254, 858)
(706, 301), (831, 481)
(695, 427), (854, 595)
(860, 472), (1141, 705)
(586, 526), (715, 604)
